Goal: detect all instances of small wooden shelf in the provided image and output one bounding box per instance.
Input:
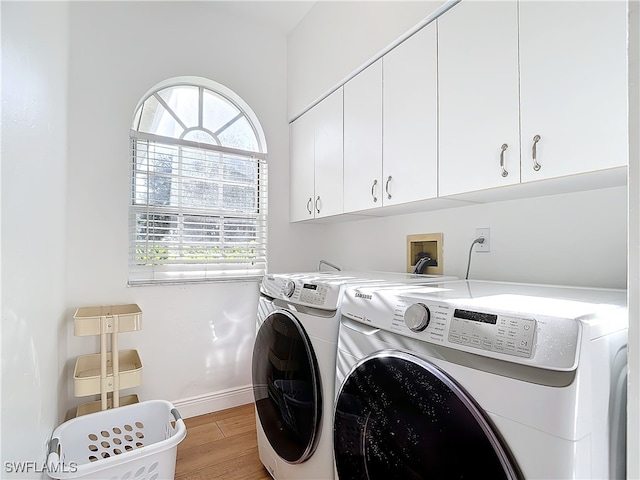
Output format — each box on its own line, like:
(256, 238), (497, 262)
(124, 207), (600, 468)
(73, 304), (142, 336)
(75, 394), (140, 417)
(72, 303), (143, 414)
(73, 349), (143, 396)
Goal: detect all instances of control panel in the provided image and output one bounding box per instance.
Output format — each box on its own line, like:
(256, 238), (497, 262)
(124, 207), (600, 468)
(261, 275), (341, 310)
(298, 282), (330, 306)
(396, 299), (535, 358)
(448, 308), (535, 358)
(341, 285), (584, 370)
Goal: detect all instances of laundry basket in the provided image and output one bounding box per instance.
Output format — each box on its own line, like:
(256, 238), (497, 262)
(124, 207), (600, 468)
(46, 400), (186, 480)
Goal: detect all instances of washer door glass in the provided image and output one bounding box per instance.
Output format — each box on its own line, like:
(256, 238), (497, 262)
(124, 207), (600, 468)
(252, 310), (322, 464)
(334, 351), (522, 479)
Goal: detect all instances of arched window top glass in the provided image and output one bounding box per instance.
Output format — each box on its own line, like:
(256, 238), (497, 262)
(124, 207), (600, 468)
(131, 77), (266, 155)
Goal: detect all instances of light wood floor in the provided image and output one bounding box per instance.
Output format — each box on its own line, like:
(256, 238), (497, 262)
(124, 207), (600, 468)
(175, 403), (272, 480)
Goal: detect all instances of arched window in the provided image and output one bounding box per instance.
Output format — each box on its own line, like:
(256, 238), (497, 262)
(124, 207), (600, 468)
(129, 77), (267, 284)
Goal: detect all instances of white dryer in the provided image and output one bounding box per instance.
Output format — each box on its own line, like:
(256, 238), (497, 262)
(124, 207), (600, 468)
(251, 271), (455, 480)
(334, 280), (628, 479)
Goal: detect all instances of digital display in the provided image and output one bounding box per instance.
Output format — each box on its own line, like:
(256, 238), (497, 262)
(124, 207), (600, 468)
(454, 309), (498, 325)
(303, 283), (318, 291)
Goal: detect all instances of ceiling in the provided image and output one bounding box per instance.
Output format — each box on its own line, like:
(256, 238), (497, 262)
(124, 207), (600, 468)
(210, 1), (317, 35)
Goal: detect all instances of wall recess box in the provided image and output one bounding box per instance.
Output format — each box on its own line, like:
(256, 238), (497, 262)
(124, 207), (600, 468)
(407, 233), (443, 275)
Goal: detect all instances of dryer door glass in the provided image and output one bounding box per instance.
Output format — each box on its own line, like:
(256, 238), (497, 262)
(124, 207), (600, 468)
(334, 351), (522, 479)
(252, 310), (322, 464)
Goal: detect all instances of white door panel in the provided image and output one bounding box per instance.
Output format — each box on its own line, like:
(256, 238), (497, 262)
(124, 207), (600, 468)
(519, 0), (628, 182)
(438, 0), (520, 196)
(383, 23), (438, 205)
(344, 60), (383, 213)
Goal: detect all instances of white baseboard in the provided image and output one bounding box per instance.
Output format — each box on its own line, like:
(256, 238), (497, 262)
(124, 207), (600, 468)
(172, 385), (254, 419)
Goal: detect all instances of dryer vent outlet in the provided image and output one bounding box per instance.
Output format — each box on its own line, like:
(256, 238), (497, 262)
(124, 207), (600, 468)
(407, 233), (443, 275)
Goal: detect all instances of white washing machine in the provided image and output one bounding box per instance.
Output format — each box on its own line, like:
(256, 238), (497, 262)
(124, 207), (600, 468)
(334, 280), (628, 479)
(251, 271), (456, 480)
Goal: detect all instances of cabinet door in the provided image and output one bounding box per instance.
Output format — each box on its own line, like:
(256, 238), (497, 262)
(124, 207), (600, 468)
(314, 88), (344, 218)
(383, 22), (438, 205)
(344, 60), (383, 213)
(519, 1), (628, 182)
(438, 0), (520, 196)
(290, 110), (315, 222)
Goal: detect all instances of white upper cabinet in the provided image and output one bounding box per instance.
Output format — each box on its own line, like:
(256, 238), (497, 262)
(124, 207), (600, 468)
(289, 0), (629, 222)
(290, 109), (315, 222)
(383, 22), (438, 205)
(314, 88), (344, 218)
(519, 0), (628, 182)
(289, 88), (344, 221)
(438, 0), (521, 197)
(343, 60), (383, 213)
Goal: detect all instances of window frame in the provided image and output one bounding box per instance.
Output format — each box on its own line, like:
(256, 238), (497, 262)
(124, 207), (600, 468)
(128, 77), (268, 286)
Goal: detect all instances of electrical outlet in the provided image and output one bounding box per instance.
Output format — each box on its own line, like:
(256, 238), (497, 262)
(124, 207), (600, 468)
(475, 228), (490, 252)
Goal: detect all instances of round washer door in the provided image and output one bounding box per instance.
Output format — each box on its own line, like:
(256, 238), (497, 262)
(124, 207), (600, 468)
(334, 351), (522, 480)
(252, 309), (322, 464)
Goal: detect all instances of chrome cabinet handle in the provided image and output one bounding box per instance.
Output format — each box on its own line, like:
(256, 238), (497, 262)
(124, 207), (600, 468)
(385, 176), (392, 200)
(371, 179), (378, 203)
(532, 135), (542, 171)
(306, 197), (312, 215)
(500, 144), (509, 177)
(315, 196), (320, 214)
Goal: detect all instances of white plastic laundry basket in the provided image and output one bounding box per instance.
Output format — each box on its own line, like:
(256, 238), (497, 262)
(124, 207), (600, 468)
(46, 400), (186, 480)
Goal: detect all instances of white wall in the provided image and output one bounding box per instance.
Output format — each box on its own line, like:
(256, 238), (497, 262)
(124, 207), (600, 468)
(1, 1), (69, 476)
(320, 186), (627, 288)
(288, 0), (443, 119)
(64, 1), (320, 418)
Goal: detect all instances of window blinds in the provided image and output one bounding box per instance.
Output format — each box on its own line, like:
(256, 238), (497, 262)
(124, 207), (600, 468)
(129, 138), (267, 284)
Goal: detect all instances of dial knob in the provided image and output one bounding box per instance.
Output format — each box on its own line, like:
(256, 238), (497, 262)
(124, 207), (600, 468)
(404, 303), (430, 332)
(283, 280), (296, 298)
